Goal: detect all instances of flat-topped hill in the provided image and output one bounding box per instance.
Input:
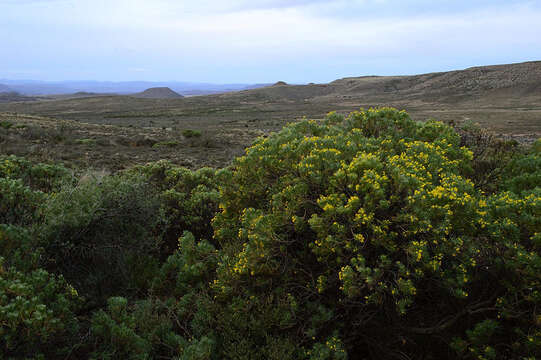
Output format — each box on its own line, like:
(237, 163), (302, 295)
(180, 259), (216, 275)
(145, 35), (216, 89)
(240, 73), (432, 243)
(133, 87), (183, 99)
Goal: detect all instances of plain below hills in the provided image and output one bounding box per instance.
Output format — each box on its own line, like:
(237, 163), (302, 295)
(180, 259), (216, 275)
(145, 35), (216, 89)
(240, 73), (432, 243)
(0, 60), (540, 170)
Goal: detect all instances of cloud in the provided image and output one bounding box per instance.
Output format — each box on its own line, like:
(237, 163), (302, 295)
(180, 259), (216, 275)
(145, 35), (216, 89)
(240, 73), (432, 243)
(0, 0), (69, 4)
(0, 0), (540, 82)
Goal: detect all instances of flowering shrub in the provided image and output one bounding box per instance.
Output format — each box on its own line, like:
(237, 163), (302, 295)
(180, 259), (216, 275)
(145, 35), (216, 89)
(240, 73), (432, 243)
(211, 108), (541, 358)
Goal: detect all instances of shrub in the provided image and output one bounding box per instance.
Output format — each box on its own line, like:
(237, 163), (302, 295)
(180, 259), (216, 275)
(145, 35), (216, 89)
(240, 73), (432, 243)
(182, 129), (202, 138)
(208, 108), (540, 358)
(500, 144), (541, 194)
(90, 297), (175, 360)
(39, 172), (162, 302)
(75, 138), (96, 145)
(0, 120), (13, 129)
(1, 108), (539, 359)
(455, 122), (519, 193)
(129, 161), (224, 257)
(0, 154), (72, 192)
(91, 232), (220, 360)
(0, 257), (80, 359)
(0, 224), (41, 271)
(0, 177), (45, 225)
(152, 140), (179, 148)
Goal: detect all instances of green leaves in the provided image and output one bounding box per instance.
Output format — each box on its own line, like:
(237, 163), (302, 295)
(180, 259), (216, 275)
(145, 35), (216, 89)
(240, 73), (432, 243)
(212, 108), (541, 359)
(0, 258), (80, 358)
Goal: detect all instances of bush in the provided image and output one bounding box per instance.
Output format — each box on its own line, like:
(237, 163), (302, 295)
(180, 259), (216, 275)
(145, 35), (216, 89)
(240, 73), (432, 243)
(90, 297), (180, 360)
(0, 257), (80, 359)
(0, 224), (41, 271)
(129, 161), (224, 257)
(152, 140), (179, 148)
(455, 122), (520, 193)
(208, 108), (540, 358)
(0, 155), (72, 192)
(39, 172), (162, 302)
(0, 120), (13, 129)
(182, 129), (202, 138)
(500, 144), (541, 194)
(0, 177), (45, 225)
(91, 232), (220, 359)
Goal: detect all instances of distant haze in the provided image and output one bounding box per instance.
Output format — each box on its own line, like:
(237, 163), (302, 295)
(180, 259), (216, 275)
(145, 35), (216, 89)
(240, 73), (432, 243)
(0, 79), (268, 96)
(1, 0), (541, 83)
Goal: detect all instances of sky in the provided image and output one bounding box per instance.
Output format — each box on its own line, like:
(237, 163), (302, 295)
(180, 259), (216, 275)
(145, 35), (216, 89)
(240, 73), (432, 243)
(1, 0), (541, 83)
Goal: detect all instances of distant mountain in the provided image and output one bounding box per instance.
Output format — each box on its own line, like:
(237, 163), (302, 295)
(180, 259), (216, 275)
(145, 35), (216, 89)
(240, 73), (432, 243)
(133, 87), (183, 99)
(0, 83), (13, 93)
(0, 79), (269, 96)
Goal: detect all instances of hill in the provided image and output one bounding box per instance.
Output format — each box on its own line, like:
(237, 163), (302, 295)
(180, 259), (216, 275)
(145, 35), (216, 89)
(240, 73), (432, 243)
(132, 87), (184, 99)
(232, 60), (541, 107)
(0, 60), (539, 168)
(326, 60), (541, 105)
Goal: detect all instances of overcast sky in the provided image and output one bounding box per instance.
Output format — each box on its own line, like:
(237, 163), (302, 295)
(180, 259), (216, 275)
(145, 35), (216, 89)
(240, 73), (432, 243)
(1, 0), (541, 83)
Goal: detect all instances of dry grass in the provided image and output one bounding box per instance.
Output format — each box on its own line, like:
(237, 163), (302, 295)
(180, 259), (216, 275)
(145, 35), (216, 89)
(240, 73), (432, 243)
(1, 61), (540, 170)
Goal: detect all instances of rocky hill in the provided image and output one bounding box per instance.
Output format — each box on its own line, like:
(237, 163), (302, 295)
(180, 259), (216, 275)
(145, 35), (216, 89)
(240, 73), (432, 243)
(132, 87), (184, 99)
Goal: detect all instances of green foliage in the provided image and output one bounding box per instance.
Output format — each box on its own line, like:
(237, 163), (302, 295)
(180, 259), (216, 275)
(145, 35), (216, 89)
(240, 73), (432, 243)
(0, 257), (80, 359)
(0, 177), (45, 225)
(40, 172), (162, 302)
(0, 120), (13, 129)
(151, 231), (218, 297)
(0, 224), (40, 271)
(0, 154), (72, 192)
(129, 161), (224, 256)
(210, 108), (540, 358)
(306, 335), (347, 360)
(182, 129), (202, 138)
(75, 138), (96, 145)
(91, 297), (178, 359)
(91, 232), (220, 359)
(152, 140), (179, 148)
(533, 138), (541, 153)
(1, 108), (540, 359)
(500, 145), (541, 194)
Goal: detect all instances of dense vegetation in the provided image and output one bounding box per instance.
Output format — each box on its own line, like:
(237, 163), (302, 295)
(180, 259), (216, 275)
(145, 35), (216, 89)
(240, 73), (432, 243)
(1, 108), (540, 359)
